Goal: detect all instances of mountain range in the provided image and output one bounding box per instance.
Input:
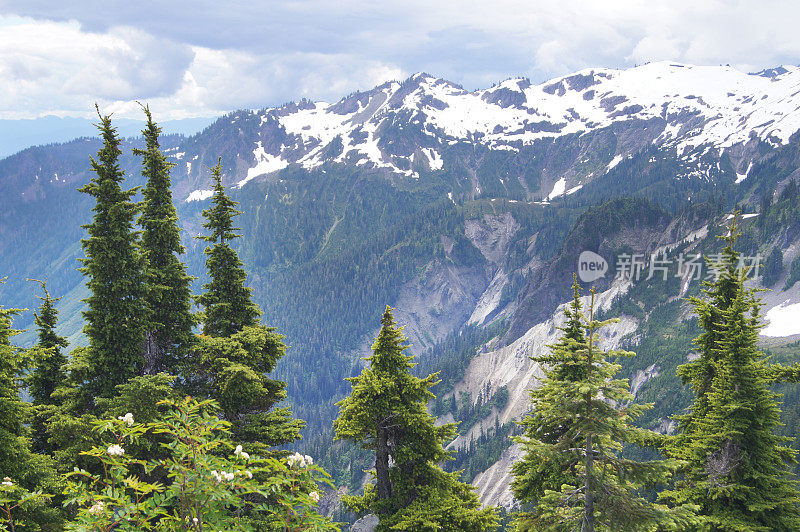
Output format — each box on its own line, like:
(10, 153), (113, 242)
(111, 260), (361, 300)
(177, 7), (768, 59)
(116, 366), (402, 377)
(2, 61), (800, 510)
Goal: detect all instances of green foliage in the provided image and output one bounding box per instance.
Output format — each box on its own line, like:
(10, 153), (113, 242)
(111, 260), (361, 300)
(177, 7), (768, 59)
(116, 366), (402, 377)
(25, 280), (69, 455)
(664, 218), (800, 530)
(63, 397), (337, 531)
(78, 109), (148, 397)
(0, 282), (62, 530)
(512, 278), (696, 531)
(25, 280), (68, 406)
(334, 307), (498, 531)
(186, 327), (304, 455)
(135, 105), (196, 374)
(196, 160), (260, 337)
(0, 479), (52, 532)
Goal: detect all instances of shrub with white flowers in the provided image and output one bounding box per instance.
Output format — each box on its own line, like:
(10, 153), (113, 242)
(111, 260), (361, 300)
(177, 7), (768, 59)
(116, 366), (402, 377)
(63, 397), (337, 531)
(105, 444), (124, 456)
(286, 452), (314, 468)
(116, 412), (134, 426)
(0, 476), (51, 531)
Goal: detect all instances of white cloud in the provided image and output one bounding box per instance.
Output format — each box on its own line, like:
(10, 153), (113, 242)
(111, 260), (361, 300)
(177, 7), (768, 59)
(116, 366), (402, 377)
(3, 2), (800, 119)
(0, 17), (194, 118)
(0, 15), (405, 119)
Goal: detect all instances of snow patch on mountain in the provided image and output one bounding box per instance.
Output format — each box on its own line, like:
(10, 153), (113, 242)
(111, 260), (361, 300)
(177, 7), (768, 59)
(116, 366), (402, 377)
(736, 161), (754, 183)
(239, 141), (288, 187)
(185, 189), (213, 202)
(762, 300), (800, 336)
(421, 147), (443, 170)
(607, 153), (626, 171)
(547, 177), (567, 200)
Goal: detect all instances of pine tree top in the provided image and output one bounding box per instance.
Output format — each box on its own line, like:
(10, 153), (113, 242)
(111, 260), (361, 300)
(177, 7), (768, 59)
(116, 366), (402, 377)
(200, 160), (242, 243)
(80, 106), (134, 199)
(136, 103), (184, 255)
(26, 279), (67, 350)
(196, 158), (260, 336)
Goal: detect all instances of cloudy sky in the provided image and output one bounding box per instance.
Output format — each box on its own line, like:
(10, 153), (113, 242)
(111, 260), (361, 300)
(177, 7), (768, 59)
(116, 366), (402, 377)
(2, 0), (800, 120)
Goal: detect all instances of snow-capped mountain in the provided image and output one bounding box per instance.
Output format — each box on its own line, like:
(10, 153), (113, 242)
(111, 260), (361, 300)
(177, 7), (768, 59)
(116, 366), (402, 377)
(223, 62), (800, 192)
(4, 61), (800, 513)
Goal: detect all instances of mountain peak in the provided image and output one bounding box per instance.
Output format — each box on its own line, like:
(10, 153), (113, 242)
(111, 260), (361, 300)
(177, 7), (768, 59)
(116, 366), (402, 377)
(202, 63), (800, 186)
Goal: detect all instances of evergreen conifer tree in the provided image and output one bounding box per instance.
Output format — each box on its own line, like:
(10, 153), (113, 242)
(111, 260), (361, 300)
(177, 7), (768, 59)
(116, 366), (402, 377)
(195, 159), (259, 337)
(512, 277), (588, 504)
(0, 281), (61, 528)
(512, 280), (696, 531)
(26, 279), (68, 454)
(135, 105), (195, 374)
(26, 279), (68, 406)
(0, 293), (34, 482)
(664, 218), (800, 530)
(334, 306), (498, 531)
(191, 159), (302, 456)
(78, 108), (148, 397)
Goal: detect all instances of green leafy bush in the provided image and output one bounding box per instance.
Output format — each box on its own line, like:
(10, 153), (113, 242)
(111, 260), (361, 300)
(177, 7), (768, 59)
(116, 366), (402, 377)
(62, 397), (337, 531)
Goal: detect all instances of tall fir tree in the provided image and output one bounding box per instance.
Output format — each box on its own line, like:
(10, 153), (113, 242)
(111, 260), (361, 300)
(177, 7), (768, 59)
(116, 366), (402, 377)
(334, 306), (498, 531)
(511, 276), (589, 505)
(195, 159), (259, 337)
(664, 217), (800, 530)
(78, 108), (148, 398)
(26, 279), (68, 406)
(512, 280), (696, 531)
(25, 279), (68, 454)
(191, 159), (302, 458)
(135, 105), (196, 374)
(0, 287), (34, 483)
(0, 279), (61, 529)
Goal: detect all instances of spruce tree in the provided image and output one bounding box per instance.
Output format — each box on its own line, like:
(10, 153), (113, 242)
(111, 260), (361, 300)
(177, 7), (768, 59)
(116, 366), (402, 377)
(79, 108), (148, 397)
(26, 279), (68, 406)
(135, 105), (195, 374)
(195, 159), (259, 337)
(512, 277), (588, 504)
(0, 281), (61, 528)
(664, 218), (800, 530)
(26, 279), (68, 454)
(512, 280), (696, 531)
(0, 292), (34, 482)
(191, 159), (302, 457)
(334, 306), (498, 531)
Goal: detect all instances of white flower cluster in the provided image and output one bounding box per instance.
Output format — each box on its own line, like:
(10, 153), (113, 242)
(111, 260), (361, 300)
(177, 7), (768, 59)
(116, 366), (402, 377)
(107, 444), (125, 456)
(309, 491), (320, 503)
(210, 468), (252, 482)
(211, 470), (235, 483)
(233, 444), (250, 461)
(1, 477), (13, 487)
(88, 501), (105, 515)
(117, 412), (134, 426)
(286, 452), (313, 468)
